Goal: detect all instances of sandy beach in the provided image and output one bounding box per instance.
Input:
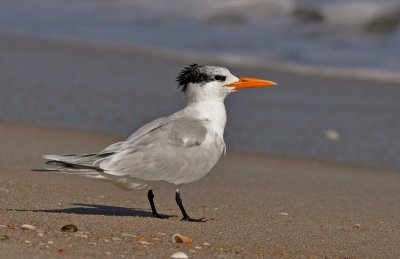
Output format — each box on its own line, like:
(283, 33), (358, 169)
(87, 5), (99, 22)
(1, 122), (399, 258)
(0, 33), (400, 258)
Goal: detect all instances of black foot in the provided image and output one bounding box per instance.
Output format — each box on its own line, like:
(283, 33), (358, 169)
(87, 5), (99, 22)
(175, 190), (206, 222)
(181, 216), (207, 222)
(153, 212), (161, 218)
(148, 189), (172, 219)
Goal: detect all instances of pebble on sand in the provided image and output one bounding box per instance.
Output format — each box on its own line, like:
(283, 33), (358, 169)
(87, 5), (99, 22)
(61, 224), (78, 233)
(173, 234), (192, 244)
(353, 224), (361, 229)
(279, 212), (289, 216)
(170, 251), (189, 259)
(20, 224), (36, 230)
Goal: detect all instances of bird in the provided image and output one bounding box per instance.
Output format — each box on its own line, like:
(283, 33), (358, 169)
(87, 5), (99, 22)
(41, 64), (277, 221)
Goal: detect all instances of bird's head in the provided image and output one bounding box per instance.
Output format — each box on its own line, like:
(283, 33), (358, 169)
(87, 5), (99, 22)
(176, 64), (277, 103)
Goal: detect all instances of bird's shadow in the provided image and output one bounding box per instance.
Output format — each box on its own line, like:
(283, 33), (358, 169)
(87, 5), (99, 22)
(12, 203), (175, 218)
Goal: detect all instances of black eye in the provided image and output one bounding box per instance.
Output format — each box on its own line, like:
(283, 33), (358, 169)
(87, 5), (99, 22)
(214, 75), (226, 81)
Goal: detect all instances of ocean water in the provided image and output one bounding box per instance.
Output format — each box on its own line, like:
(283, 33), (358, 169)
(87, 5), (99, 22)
(0, 0), (400, 82)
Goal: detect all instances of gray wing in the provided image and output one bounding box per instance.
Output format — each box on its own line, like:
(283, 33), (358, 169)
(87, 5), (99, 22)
(42, 116), (170, 168)
(101, 116), (170, 153)
(98, 118), (219, 185)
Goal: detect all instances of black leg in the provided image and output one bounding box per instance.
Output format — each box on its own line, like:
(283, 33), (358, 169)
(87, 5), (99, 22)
(147, 189), (161, 218)
(175, 190), (205, 222)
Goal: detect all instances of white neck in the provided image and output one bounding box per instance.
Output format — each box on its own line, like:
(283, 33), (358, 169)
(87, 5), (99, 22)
(185, 98), (227, 137)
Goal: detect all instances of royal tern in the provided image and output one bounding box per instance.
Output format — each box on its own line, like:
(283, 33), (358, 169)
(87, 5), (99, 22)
(42, 64), (277, 221)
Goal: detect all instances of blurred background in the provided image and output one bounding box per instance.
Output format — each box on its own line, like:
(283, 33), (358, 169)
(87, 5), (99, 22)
(0, 0), (399, 171)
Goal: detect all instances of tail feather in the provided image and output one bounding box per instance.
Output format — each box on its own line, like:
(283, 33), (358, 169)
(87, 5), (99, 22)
(42, 152), (113, 166)
(36, 152), (147, 190)
(37, 152), (115, 180)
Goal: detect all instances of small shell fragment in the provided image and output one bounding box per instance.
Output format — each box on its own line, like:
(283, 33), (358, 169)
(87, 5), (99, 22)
(121, 233), (136, 238)
(203, 242), (211, 246)
(173, 234), (192, 244)
(73, 233), (88, 238)
(61, 224), (78, 233)
(279, 212), (288, 216)
(138, 237), (150, 245)
(170, 251), (189, 259)
(138, 240), (150, 245)
(21, 224), (36, 230)
(194, 246), (202, 250)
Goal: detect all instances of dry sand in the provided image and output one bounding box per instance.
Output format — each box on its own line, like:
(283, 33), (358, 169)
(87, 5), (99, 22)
(0, 122), (399, 258)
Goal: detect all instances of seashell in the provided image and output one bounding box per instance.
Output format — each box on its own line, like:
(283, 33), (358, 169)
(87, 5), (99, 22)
(61, 224), (78, 233)
(138, 237), (150, 245)
(138, 240), (150, 245)
(170, 251), (189, 259)
(20, 224), (36, 230)
(73, 233), (88, 238)
(121, 233), (136, 238)
(173, 233), (192, 244)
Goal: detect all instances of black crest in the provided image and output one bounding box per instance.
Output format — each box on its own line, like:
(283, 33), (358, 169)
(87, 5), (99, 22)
(176, 64), (213, 92)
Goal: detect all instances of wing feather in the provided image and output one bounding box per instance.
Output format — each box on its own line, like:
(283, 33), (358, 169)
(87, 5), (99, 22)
(98, 118), (220, 185)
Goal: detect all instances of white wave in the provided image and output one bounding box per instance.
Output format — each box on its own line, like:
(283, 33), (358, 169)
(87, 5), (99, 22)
(101, 44), (400, 84)
(321, 1), (400, 31)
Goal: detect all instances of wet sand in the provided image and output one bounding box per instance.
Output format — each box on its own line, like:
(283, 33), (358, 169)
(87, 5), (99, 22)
(1, 122), (399, 258)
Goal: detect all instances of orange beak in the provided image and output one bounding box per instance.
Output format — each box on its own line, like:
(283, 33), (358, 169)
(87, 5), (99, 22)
(225, 77), (277, 90)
